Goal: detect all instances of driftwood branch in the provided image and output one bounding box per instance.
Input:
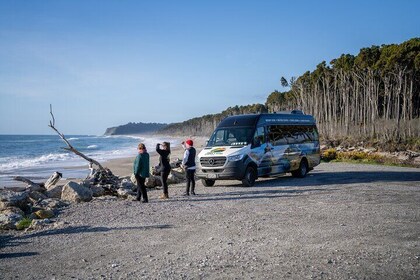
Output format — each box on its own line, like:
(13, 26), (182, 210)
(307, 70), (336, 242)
(48, 104), (105, 171)
(13, 176), (38, 186)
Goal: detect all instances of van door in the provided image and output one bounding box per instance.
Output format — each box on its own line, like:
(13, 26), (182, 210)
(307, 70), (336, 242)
(267, 125), (292, 174)
(248, 126), (272, 176)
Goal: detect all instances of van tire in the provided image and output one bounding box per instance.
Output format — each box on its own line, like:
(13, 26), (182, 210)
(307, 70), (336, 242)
(242, 166), (257, 187)
(202, 179), (215, 187)
(292, 159), (308, 178)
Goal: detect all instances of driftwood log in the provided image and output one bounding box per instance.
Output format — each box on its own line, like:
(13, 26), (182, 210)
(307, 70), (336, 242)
(48, 104), (105, 171)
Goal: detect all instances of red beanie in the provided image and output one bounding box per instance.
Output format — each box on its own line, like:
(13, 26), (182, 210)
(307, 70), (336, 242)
(186, 139), (193, 146)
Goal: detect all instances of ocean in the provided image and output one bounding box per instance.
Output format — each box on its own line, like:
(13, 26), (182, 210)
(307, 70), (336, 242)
(0, 134), (179, 187)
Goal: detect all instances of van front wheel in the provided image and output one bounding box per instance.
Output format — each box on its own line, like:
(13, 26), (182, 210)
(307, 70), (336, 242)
(292, 159), (308, 178)
(242, 166), (256, 187)
(202, 179), (215, 187)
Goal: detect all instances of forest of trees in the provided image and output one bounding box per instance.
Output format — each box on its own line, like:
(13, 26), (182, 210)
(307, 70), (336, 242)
(154, 38), (420, 150)
(267, 38), (420, 148)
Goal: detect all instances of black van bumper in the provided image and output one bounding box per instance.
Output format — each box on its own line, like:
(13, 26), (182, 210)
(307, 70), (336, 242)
(196, 160), (247, 181)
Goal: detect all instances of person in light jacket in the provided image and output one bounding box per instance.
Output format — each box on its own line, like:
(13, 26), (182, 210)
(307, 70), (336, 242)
(133, 143), (150, 202)
(181, 139), (196, 196)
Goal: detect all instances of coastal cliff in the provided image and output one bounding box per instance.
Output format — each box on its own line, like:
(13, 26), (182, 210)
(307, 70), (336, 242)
(104, 122), (167, 135)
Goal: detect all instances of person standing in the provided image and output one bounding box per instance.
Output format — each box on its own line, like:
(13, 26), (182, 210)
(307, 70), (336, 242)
(181, 139), (196, 196)
(133, 143), (150, 203)
(156, 142), (171, 199)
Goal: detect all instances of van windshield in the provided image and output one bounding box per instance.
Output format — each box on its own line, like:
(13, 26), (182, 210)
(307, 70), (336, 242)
(207, 127), (254, 147)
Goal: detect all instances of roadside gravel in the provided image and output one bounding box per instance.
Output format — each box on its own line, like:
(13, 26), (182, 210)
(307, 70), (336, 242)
(1, 162), (420, 279)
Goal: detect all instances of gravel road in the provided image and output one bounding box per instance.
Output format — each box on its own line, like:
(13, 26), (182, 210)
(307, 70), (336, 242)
(1, 162), (420, 279)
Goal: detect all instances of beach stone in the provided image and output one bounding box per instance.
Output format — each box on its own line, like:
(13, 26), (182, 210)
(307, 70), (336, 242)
(61, 181), (93, 203)
(0, 190), (29, 210)
(29, 191), (48, 201)
(0, 211), (23, 230)
(120, 179), (134, 189)
(46, 184), (63, 199)
(36, 198), (67, 210)
(117, 188), (135, 199)
(91, 185), (106, 197)
(145, 176), (161, 187)
(30, 218), (52, 230)
(34, 209), (55, 219)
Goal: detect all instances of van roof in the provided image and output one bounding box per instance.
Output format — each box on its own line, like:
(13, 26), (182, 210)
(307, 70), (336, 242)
(217, 112), (316, 128)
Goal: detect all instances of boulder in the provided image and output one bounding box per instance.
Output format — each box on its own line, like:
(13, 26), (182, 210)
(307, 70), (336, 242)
(61, 181), (93, 203)
(36, 198), (67, 210)
(90, 185), (106, 197)
(117, 188), (136, 199)
(46, 185), (63, 199)
(29, 191), (48, 201)
(33, 209), (55, 219)
(0, 211), (23, 230)
(145, 176), (161, 187)
(120, 179), (134, 189)
(30, 219), (52, 230)
(0, 190), (29, 210)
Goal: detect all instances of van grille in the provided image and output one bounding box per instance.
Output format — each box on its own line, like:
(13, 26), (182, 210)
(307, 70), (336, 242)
(200, 157), (226, 167)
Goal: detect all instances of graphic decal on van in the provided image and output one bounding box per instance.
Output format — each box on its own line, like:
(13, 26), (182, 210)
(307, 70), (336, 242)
(205, 147), (226, 155)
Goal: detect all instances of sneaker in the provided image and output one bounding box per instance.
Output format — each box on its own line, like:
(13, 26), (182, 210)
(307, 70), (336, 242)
(191, 191), (196, 195)
(182, 192), (190, 196)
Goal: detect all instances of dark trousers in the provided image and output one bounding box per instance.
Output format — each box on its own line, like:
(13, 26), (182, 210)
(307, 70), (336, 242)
(186, 169), (196, 194)
(135, 175), (148, 202)
(160, 170), (170, 195)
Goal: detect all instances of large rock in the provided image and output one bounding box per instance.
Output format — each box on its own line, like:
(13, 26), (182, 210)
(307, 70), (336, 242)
(46, 185), (63, 199)
(28, 191), (48, 201)
(61, 181), (93, 203)
(36, 198), (67, 210)
(0, 208), (24, 230)
(0, 190), (29, 210)
(34, 209), (55, 219)
(90, 185), (106, 197)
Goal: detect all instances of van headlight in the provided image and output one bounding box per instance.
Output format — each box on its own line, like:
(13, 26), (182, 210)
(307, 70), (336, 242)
(228, 154), (244, 162)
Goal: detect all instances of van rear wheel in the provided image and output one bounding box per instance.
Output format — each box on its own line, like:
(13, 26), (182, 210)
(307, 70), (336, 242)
(292, 159), (308, 178)
(242, 166), (256, 187)
(202, 179), (215, 187)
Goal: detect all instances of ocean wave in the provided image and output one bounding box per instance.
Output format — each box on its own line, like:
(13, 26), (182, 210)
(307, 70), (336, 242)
(67, 137), (79, 141)
(0, 153), (72, 171)
(87, 145), (98, 149)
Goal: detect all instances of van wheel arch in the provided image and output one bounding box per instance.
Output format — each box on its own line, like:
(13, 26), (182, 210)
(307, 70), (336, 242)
(242, 164), (257, 187)
(292, 158), (308, 178)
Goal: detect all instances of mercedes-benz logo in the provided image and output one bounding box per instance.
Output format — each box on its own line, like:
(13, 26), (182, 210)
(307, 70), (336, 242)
(208, 159), (215, 165)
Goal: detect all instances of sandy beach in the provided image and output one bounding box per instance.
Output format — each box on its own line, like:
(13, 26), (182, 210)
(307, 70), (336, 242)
(100, 136), (207, 179)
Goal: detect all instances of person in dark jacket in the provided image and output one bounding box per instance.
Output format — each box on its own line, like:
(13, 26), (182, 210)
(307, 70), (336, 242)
(133, 143), (150, 202)
(156, 142), (171, 199)
(181, 139), (196, 196)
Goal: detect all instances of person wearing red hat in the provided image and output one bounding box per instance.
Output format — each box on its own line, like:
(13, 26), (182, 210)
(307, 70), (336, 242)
(181, 139), (196, 195)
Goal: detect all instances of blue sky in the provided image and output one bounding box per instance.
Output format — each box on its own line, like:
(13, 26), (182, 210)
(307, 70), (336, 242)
(0, 0), (419, 135)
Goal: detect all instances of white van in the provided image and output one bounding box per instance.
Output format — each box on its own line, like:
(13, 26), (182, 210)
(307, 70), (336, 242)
(196, 110), (320, 187)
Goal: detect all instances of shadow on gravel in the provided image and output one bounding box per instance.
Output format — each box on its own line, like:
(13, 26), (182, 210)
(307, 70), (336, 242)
(208, 170), (420, 189)
(0, 224), (173, 251)
(0, 251), (39, 259)
(176, 188), (331, 202)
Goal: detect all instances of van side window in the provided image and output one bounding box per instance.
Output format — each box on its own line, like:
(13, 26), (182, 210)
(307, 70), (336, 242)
(252, 126), (265, 147)
(267, 125), (287, 146)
